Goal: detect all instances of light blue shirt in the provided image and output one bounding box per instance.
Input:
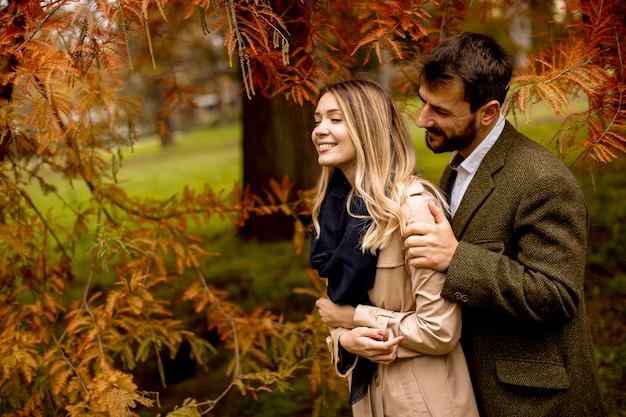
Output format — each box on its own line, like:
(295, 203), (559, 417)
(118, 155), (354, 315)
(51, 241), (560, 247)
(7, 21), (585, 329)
(449, 113), (506, 218)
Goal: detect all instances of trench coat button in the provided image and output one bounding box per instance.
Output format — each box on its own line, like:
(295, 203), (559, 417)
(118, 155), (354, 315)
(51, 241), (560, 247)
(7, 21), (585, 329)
(374, 374), (380, 386)
(325, 336), (334, 363)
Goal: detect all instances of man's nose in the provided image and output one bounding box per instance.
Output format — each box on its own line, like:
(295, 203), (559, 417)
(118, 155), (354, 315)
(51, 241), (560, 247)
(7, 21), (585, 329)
(417, 105), (434, 129)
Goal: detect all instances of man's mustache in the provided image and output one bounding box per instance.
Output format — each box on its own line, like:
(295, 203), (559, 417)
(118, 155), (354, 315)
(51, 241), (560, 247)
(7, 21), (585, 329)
(426, 127), (444, 136)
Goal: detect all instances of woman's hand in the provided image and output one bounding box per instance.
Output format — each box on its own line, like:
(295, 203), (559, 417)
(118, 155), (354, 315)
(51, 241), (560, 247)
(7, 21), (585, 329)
(340, 327), (403, 364)
(316, 297), (357, 328)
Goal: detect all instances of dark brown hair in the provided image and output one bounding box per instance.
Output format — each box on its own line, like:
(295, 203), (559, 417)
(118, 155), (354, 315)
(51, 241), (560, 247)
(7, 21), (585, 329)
(419, 32), (513, 112)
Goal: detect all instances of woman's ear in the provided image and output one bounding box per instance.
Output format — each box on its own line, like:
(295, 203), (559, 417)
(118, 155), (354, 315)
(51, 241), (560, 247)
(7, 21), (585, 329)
(479, 100), (501, 126)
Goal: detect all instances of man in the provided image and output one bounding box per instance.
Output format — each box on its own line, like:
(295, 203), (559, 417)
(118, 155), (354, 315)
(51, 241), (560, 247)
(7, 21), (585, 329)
(404, 32), (606, 416)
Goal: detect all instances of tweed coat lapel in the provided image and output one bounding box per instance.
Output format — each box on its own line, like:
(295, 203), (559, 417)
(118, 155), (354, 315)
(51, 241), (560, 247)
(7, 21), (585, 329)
(440, 167), (456, 199)
(443, 121), (516, 238)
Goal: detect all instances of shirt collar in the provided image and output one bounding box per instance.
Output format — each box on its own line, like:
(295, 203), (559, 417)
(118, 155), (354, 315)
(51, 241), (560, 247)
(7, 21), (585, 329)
(449, 113), (505, 174)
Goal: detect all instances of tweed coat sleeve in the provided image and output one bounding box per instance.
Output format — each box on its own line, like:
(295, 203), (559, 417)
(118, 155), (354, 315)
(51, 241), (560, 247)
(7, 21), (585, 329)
(441, 123), (588, 324)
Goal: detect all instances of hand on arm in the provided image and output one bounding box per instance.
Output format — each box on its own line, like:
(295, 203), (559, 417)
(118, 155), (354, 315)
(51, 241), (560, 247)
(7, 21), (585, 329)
(404, 200), (458, 272)
(316, 297), (357, 328)
(340, 327), (403, 365)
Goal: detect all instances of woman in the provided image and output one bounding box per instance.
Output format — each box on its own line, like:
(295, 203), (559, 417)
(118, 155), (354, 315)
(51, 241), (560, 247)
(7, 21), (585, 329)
(309, 79), (478, 417)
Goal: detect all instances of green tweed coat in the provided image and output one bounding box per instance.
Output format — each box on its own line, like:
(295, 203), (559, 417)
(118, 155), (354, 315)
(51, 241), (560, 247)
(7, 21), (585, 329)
(439, 121), (607, 417)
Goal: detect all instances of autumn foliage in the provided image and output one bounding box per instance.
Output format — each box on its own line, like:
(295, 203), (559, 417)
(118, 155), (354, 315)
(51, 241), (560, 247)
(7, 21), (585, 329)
(0, 0), (624, 416)
(504, 1), (626, 164)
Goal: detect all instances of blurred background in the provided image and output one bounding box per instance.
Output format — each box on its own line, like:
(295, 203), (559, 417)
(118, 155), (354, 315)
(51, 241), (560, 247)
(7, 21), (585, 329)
(1, 0), (624, 416)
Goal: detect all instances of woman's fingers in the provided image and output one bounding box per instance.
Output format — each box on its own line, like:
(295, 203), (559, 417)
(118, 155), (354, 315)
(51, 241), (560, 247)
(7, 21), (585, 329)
(343, 327), (403, 364)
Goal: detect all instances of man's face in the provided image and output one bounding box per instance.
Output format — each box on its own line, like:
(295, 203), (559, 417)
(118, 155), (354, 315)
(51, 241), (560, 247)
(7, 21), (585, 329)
(417, 81), (479, 155)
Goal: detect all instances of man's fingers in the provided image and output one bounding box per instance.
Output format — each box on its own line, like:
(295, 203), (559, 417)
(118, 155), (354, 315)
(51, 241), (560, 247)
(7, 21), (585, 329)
(428, 200), (447, 224)
(403, 221), (428, 238)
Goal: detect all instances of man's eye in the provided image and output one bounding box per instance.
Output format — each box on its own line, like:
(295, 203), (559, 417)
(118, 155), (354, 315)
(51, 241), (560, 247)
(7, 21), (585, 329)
(429, 106), (447, 116)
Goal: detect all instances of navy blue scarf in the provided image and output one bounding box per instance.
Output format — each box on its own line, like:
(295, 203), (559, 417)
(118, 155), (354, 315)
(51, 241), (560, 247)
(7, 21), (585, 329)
(309, 169), (378, 405)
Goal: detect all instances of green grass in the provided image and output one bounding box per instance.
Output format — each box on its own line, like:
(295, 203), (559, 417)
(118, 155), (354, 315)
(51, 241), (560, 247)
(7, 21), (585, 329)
(27, 122), (242, 245)
(27, 123), (241, 213)
(115, 124), (242, 199)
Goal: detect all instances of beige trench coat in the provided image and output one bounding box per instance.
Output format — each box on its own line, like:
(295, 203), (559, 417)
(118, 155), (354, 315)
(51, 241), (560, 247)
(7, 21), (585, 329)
(327, 181), (479, 417)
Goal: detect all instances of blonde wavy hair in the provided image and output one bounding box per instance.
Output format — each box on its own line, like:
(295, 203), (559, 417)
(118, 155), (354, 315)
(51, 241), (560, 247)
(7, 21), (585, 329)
(311, 79), (448, 253)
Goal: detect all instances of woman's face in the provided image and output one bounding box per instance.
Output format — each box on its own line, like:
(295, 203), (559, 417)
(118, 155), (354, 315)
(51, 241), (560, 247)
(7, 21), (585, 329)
(312, 92), (356, 180)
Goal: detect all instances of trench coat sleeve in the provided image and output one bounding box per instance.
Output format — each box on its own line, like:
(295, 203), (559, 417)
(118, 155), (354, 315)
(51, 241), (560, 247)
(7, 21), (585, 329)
(328, 326), (358, 377)
(353, 189), (462, 357)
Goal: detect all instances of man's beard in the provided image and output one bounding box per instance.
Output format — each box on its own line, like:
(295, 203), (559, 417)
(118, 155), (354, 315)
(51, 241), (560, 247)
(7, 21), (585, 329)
(425, 117), (477, 154)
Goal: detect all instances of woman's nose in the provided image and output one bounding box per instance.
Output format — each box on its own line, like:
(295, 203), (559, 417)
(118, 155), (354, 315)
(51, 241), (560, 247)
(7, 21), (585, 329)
(313, 123), (329, 137)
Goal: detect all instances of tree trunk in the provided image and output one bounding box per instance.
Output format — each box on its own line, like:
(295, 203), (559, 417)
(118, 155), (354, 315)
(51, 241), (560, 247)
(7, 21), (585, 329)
(240, 93), (319, 241)
(238, 0), (320, 242)
(505, 0), (532, 71)
(158, 115), (175, 147)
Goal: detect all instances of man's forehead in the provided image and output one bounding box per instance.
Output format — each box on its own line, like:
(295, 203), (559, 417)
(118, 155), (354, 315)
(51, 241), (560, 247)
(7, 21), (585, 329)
(419, 81), (468, 108)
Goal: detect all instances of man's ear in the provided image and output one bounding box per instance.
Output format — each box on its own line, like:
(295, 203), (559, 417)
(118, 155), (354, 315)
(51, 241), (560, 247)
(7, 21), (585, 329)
(479, 100), (500, 126)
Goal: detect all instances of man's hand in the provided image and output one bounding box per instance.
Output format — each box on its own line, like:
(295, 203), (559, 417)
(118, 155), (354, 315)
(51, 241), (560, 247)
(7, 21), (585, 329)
(339, 327), (403, 364)
(316, 297), (357, 328)
(404, 200), (458, 272)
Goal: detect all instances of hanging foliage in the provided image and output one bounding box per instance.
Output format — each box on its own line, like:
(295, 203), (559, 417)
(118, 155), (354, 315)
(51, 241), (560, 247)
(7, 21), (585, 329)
(505, 0), (626, 164)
